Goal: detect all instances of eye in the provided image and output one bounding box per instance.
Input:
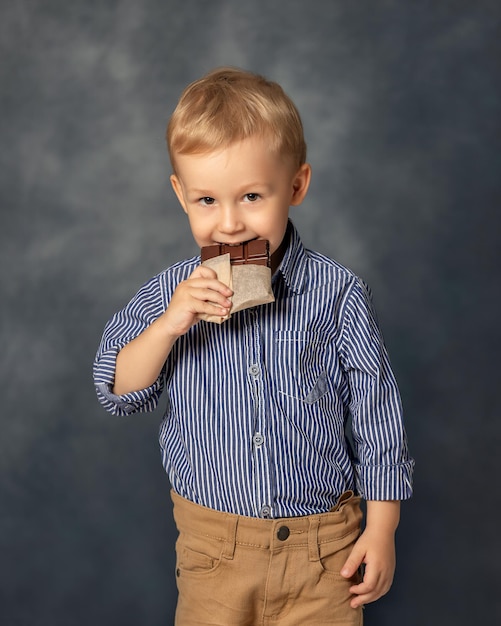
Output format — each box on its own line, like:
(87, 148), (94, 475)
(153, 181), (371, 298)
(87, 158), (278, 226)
(199, 196), (215, 206)
(244, 193), (260, 202)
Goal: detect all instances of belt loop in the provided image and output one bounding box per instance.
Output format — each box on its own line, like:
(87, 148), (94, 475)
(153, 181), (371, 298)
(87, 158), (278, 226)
(308, 517), (321, 562)
(223, 514), (237, 560)
(330, 490), (354, 513)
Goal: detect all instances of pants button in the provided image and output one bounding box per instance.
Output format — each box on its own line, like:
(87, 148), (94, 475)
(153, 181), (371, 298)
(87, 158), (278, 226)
(277, 525), (290, 541)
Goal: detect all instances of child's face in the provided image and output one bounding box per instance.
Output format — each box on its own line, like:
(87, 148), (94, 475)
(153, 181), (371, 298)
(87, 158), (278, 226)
(170, 136), (311, 256)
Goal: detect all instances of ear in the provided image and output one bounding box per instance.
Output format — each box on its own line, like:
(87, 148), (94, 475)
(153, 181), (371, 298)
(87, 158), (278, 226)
(170, 174), (188, 213)
(290, 163), (312, 206)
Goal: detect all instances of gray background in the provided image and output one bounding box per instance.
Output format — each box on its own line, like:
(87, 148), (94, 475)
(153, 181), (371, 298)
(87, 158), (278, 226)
(1, 1), (500, 624)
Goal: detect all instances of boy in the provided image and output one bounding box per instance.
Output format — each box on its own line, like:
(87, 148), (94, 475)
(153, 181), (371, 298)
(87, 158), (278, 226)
(94, 67), (414, 625)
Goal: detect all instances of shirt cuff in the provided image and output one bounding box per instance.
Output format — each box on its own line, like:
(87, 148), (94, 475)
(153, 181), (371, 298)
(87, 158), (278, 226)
(95, 381), (162, 416)
(93, 344), (163, 416)
(354, 460), (415, 501)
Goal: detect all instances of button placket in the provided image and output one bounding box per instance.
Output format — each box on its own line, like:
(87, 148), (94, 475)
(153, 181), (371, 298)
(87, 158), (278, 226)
(246, 309), (273, 523)
(253, 433), (264, 447)
(260, 505), (272, 518)
(249, 364), (260, 377)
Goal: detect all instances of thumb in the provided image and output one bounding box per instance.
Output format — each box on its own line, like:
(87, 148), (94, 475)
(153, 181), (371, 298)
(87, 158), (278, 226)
(340, 546), (364, 578)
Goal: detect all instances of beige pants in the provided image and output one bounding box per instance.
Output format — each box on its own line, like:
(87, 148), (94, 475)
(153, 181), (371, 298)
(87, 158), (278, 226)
(172, 490), (363, 625)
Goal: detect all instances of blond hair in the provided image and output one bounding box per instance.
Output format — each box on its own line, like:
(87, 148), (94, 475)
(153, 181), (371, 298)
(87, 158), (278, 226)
(166, 67), (307, 170)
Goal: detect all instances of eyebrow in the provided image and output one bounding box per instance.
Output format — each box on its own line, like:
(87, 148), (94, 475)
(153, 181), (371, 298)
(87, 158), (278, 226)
(189, 189), (215, 196)
(189, 187), (216, 194)
(189, 182), (272, 195)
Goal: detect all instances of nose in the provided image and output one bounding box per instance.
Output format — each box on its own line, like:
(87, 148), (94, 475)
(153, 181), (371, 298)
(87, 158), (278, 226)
(218, 204), (244, 235)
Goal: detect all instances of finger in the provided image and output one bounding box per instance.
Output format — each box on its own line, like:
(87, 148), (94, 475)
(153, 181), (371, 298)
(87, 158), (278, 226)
(351, 592), (372, 609)
(190, 265), (233, 292)
(189, 265), (217, 279)
(197, 301), (231, 319)
(186, 286), (233, 308)
(349, 578), (376, 597)
(187, 277), (233, 298)
(349, 572), (384, 608)
(341, 550), (364, 579)
(350, 586), (384, 609)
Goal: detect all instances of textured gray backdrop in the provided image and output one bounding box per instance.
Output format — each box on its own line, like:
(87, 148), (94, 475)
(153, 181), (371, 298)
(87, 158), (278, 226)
(1, 1), (500, 624)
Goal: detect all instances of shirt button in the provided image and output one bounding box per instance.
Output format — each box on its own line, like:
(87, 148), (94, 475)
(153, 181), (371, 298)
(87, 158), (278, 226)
(249, 364), (260, 376)
(253, 433), (264, 447)
(277, 526), (290, 541)
(260, 505), (271, 518)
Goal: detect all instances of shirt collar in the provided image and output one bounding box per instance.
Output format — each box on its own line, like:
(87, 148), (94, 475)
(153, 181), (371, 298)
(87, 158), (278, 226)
(274, 220), (308, 295)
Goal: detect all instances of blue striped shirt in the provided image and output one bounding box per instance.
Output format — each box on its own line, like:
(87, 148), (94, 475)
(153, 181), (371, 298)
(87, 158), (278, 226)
(94, 222), (414, 518)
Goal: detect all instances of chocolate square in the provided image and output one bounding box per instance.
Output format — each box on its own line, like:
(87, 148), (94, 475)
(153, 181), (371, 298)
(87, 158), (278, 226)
(201, 239), (270, 267)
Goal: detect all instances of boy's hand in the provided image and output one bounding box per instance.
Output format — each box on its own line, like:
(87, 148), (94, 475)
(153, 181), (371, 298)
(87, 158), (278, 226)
(163, 265), (233, 337)
(340, 500), (400, 609)
(340, 527), (396, 608)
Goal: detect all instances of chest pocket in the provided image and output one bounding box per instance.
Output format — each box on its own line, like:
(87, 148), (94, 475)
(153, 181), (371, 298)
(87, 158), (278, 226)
(273, 331), (333, 404)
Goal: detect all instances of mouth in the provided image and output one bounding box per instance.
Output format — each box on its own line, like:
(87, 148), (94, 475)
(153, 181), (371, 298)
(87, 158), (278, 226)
(201, 238), (270, 267)
(215, 236), (259, 246)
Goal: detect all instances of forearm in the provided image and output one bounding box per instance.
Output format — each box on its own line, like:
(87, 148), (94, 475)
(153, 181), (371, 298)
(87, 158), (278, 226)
(112, 265), (233, 395)
(365, 500), (400, 534)
(113, 315), (178, 395)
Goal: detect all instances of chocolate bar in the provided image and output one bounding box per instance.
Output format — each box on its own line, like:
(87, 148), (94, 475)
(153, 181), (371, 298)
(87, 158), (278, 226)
(201, 239), (270, 267)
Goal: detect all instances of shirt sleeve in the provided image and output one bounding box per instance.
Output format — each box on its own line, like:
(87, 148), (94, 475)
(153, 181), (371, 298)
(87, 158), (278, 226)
(93, 275), (167, 417)
(340, 278), (414, 500)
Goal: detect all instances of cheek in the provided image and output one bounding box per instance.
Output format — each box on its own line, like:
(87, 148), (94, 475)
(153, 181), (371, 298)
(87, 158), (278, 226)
(184, 215), (204, 239)
(185, 214), (217, 247)
(266, 217), (290, 252)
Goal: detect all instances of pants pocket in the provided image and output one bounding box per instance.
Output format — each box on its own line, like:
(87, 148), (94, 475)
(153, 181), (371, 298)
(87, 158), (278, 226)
(318, 528), (361, 579)
(175, 532), (223, 578)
